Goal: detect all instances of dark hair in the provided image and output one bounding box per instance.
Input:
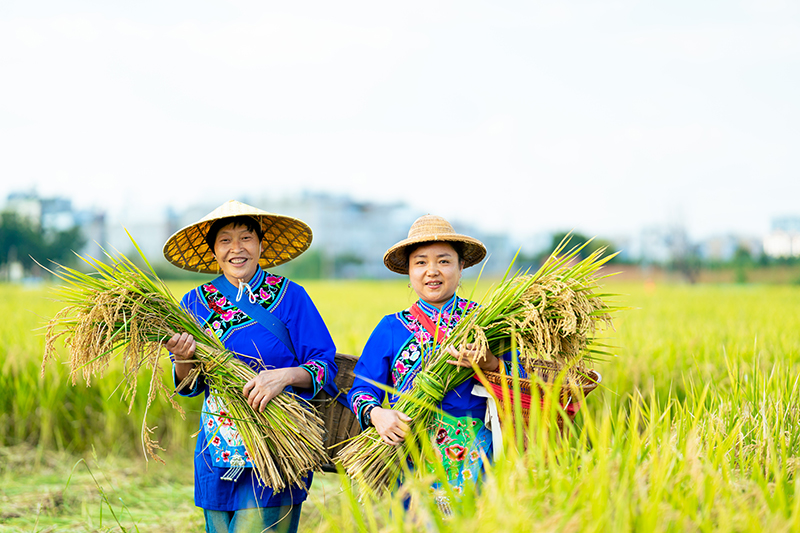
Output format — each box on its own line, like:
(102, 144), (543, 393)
(405, 241), (465, 267)
(204, 216), (264, 252)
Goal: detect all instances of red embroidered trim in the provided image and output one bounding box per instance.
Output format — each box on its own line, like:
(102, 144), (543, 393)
(410, 303), (448, 344)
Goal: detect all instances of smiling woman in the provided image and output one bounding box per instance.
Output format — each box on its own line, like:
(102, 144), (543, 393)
(161, 200), (338, 533)
(345, 215), (511, 510)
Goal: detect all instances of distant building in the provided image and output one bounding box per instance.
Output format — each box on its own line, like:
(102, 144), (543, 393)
(764, 216), (800, 258)
(636, 226), (673, 264)
(4, 190), (105, 259)
(1, 189), (553, 278)
(698, 235), (762, 262)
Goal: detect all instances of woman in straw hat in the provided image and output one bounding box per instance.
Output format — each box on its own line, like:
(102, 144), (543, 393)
(162, 200), (337, 533)
(347, 215), (509, 503)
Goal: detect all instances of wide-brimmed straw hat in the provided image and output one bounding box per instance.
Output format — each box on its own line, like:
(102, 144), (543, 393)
(163, 200), (313, 274)
(383, 215), (486, 274)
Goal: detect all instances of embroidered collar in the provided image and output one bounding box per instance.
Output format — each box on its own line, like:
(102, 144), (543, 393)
(415, 294), (458, 319)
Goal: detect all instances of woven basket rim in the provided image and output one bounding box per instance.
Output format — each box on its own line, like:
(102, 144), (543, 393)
(482, 368), (601, 397)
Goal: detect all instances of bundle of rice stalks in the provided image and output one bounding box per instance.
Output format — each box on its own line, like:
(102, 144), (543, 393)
(41, 239), (328, 491)
(337, 237), (620, 492)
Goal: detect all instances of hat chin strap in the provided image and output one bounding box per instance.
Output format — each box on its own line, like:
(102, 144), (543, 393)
(236, 279), (258, 304)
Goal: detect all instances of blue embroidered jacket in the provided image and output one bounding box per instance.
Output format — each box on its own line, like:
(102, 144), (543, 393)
(348, 294), (488, 429)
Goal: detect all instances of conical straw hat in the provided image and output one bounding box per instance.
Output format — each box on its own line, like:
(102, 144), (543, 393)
(163, 200), (313, 274)
(383, 215), (486, 274)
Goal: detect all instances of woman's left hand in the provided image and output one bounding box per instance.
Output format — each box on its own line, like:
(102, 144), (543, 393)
(243, 367), (311, 412)
(445, 343), (500, 372)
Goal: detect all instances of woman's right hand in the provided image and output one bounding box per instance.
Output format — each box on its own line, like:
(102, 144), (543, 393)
(370, 407), (412, 446)
(164, 332), (197, 382)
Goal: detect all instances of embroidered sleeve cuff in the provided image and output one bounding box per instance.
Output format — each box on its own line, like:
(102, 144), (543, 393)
(172, 363), (204, 397)
(299, 361), (329, 398)
(351, 392), (381, 430)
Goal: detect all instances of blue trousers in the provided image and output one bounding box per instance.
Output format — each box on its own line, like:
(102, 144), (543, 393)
(203, 504), (302, 533)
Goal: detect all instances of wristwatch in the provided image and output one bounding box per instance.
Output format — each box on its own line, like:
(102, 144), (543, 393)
(364, 405), (376, 427)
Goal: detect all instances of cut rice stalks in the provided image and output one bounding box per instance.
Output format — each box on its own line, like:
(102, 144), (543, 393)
(41, 238), (328, 490)
(337, 236), (621, 493)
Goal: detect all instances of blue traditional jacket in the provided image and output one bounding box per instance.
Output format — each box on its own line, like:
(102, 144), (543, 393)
(348, 294), (488, 428)
(174, 267), (337, 511)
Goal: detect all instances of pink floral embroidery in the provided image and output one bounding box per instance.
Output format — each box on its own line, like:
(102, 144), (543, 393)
(301, 361), (327, 392)
(221, 451), (231, 462)
(436, 428), (453, 446)
(352, 393), (379, 418)
(445, 444), (466, 462)
(199, 272), (286, 341)
(218, 411), (233, 427)
(212, 436), (221, 446)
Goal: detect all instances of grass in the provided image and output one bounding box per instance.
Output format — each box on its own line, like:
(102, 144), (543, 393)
(0, 444), (200, 532)
(3, 277), (800, 531)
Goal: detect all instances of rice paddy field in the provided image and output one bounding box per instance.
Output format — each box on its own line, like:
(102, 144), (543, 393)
(2, 271), (800, 532)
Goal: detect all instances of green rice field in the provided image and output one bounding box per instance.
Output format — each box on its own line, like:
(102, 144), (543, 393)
(2, 273), (800, 532)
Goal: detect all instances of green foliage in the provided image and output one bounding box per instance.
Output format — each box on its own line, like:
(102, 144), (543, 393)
(0, 211), (85, 271)
(5, 280), (800, 531)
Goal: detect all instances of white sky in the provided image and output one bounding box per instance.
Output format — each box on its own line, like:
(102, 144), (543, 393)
(2, 0), (799, 243)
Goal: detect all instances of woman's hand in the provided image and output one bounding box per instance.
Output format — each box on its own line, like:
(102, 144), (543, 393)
(445, 343), (500, 372)
(370, 407), (412, 446)
(243, 367), (311, 413)
(164, 332), (197, 383)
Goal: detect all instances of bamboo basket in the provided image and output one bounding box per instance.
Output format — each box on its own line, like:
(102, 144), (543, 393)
(309, 353), (361, 467)
(482, 359), (601, 433)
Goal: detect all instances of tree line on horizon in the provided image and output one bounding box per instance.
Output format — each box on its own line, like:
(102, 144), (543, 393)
(1, 214), (798, 282)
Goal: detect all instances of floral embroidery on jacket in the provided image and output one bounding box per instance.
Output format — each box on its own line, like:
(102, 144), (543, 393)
(390, 297), (477, 398)
(197, 271), (287, 343)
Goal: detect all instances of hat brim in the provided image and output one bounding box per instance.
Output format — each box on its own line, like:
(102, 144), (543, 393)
(383, 234), (486, 275)
(163, 200), (313, 274)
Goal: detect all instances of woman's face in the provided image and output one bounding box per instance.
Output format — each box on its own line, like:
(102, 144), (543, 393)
(408, 242), (464, 308)
(213, 222), (261, 283)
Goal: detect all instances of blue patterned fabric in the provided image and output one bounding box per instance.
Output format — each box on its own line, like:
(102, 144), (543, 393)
(348, 294), (485, 429)
(174, 266), (337, 512)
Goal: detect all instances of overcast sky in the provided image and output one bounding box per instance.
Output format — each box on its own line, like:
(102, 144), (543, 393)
(2, 0), (799, 243)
